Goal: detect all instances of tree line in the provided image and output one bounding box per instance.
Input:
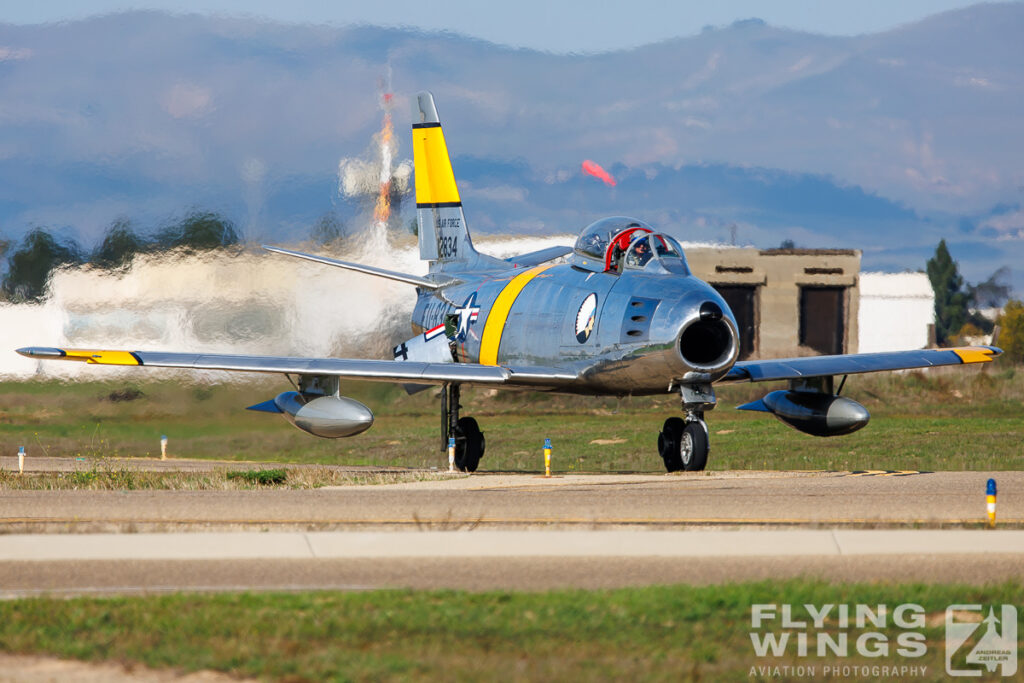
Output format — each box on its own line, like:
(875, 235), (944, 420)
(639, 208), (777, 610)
(0, 212), (239, 302)
(926, 239), (1021, 362)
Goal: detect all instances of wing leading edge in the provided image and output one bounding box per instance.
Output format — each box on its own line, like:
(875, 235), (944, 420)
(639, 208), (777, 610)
(722, 346), (1001, 383)
(15, 347), (575, 387)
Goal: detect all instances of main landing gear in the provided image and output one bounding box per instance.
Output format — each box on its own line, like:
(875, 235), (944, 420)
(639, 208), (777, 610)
(441, 383), (485, 472)
(657, 381), (715, 472)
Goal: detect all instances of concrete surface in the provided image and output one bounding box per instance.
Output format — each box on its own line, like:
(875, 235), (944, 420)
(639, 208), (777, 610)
(1, 529), (1022, 561)
(1, 464), (1020, 594)
(1, 469), (1019, 532)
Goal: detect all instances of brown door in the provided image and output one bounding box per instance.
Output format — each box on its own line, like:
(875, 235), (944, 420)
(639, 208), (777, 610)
(799, 286), (845, 355)
(714, 285), (757, 360)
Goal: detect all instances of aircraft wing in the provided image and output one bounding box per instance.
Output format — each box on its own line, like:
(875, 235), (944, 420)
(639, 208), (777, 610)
(15, 347), (576, 387)
(722, 346), (1001, 383)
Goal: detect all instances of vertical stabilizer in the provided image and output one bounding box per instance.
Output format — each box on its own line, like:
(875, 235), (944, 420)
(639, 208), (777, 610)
(413, 92), (489, 272)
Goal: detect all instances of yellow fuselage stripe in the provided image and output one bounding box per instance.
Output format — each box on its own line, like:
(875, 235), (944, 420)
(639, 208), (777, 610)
(412, 125), (461, 205)
(479, 265), (556, 366)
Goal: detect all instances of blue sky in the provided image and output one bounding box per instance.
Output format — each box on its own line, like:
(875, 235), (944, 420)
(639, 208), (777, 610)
(2, 0), (1004, 53)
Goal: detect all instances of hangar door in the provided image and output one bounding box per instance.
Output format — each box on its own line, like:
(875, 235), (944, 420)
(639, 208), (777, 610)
(713, 285), (756, 360)
(799, 286), (845, 355)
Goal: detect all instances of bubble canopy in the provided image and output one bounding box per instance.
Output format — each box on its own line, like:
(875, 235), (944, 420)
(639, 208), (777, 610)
(573, 216), (690, 275)
(574, 217), (655, 259)
(623, 234), (687, 272)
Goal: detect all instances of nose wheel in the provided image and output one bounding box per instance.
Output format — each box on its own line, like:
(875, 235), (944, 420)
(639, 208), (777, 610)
(658, 417), (709, 472)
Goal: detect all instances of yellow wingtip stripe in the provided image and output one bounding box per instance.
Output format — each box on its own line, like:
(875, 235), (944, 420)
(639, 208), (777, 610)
(59, 349), (141, 366)
(479, 265), (556, 366)
(952, 346), (997, 364)
(412, 126), (461, 205)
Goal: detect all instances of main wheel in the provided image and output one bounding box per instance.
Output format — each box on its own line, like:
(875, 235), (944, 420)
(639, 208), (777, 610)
(658, 417), (685, 472)
(454, 417), (485, 473)
(679, 421), (709, 472)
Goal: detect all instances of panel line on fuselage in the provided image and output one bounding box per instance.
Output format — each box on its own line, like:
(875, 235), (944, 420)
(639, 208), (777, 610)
(478, 264), (558, 366)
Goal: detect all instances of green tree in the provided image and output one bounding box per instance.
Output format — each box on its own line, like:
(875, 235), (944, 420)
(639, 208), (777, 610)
(995, 300), (1024, 364)
(156, 211), (239, 251)
(93, 218), (146, 270)
(2, 228), (83, 302)
(926, 239), (969, 346)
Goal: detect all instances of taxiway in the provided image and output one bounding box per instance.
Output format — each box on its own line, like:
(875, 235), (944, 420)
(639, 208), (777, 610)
(1, 460), (1021, 593)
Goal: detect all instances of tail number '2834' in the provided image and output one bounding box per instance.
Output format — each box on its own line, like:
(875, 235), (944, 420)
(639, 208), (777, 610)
(437, 235), (458, 258)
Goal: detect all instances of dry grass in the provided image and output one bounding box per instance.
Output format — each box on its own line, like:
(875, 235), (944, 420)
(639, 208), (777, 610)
(0, 461), (438, 491)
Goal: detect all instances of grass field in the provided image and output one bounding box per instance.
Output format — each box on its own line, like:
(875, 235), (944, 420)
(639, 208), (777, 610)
(0, 581), (1020, 681)
(1, 364), (1021, 473)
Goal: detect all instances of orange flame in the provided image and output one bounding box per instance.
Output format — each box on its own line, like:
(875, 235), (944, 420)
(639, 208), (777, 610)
(373, 111), (394, 224)
(373, 179), (391, 223)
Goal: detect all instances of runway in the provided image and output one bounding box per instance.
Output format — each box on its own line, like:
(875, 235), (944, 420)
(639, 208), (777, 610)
(1, 465), (1020, 532)
(1, 461), (1022, 592)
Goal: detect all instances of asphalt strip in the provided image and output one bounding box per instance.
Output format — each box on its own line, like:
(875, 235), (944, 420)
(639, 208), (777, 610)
(0, 530), (1022, 561)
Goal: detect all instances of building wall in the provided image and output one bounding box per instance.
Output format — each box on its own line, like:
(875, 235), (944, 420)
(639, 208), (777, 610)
(857, 272), (934, 353)
(686, 247), (861, 359)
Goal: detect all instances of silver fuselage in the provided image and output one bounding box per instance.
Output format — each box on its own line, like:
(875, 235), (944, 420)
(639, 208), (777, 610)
(412, 260), (740, 396)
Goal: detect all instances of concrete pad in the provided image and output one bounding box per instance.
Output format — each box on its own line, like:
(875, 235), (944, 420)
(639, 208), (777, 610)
(304, 529), (841, 557)
(833, 529), (1024, 555)
(0, 532), (312, 561)
(2, 530), (1023, 562)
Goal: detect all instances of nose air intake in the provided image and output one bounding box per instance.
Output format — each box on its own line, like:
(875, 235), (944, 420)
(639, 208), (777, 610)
(678, 301), (737, 370)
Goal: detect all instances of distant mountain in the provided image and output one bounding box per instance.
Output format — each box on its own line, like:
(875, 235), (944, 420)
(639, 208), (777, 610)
(0, 5), (1021, 287)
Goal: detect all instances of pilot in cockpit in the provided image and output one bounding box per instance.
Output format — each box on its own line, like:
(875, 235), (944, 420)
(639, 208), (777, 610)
(626, 237), (653, 268)
(634, 239), (651, 265)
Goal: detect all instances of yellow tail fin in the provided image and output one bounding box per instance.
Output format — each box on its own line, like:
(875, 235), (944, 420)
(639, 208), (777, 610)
(412, 92), (479, 269)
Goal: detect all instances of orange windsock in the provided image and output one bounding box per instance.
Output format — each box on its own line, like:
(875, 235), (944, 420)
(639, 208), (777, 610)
(582, 160), (616, 186)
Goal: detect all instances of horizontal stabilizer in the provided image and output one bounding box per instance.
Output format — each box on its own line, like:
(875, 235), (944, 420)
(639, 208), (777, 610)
(246, 399), (283, 413)
(505, 246), (572, 268)
(263, 245), (454, 289)
(402, 383), (434, 396)
(736, 399), (769, 412)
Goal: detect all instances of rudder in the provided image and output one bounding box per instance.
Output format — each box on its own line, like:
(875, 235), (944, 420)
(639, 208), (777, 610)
(413, 91), (485, 272)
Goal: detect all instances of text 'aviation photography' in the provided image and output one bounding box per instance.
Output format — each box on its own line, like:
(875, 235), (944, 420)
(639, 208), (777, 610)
(0, 1), (1022, 681)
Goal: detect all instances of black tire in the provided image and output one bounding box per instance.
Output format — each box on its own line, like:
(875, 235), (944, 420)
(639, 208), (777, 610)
(679, 421), (709, 472)
(454, 417), (485, 473)
(659, 417), (685, 472)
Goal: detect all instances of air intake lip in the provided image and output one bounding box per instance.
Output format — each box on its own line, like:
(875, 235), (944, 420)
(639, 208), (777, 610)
(699, 302), (722, 321)
(677, 306), (737, 372)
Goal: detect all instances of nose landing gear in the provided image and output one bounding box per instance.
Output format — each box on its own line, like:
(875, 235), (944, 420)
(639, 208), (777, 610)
(658, 416), (709, 472)
(658, 381), (714, 472)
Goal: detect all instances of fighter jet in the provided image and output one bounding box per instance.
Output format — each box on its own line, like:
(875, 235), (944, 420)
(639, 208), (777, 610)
(18, 92), (1001, 473)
